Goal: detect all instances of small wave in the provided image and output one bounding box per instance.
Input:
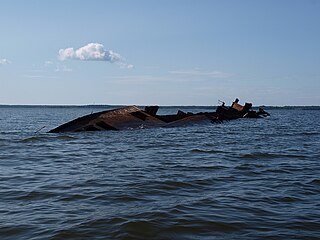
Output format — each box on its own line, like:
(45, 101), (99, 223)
(0, 138), (10, 146)
(189, 165), (229, 171)
(302, 132), (320, 136)
(51, 217), (127, 239)
(111, 196), (146, 202)
(235, 163), (264, 170)
(21, 135), (77, 142)
(135, 143), (183, 149)
(93, 195), (145, 202)
(75, 217), (128, 229)
(0, 225), (33, 239)
(157, 180), (196, 190)
(15, 190), (58, 201)
(59, 194), (89, 201)
(56, 135), (78, 140)
(286, 220), (320, 231)
(240, 152), (307, 160)
(309, 179), (320, 185)
(170, 164), (228, 171)
(120, 220), (158, 239)
(118, 212), (246, 238)
(240, 153), (275, 159)
(191, 148), (224, 154)
(266, 196), (303, 203)
(165, 219), (247, 234)
(260, 168), (292, 174)
(145, 178), (216, 192)
(20, 136), (44, 142)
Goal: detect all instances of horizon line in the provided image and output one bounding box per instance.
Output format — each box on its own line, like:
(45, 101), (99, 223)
(1, 104), (320, 108)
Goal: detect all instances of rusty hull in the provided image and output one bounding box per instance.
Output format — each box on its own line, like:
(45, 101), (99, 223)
(48, 99), (269, 133)
(48, 106), (167, 133)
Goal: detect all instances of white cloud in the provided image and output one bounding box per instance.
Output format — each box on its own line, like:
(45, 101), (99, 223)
(45, 60), (53, 66)
(124, 64), (134, 69)
(58, 43), (133, 68)
(59, 43), (121, 62)
(43, 60), (72, 72)
(0, 58), (11, 65)
(55, 64), (72, 72)
(22, 75), (58, 79)
(169, 69), (231, 78)
(108, 75), (166, 82)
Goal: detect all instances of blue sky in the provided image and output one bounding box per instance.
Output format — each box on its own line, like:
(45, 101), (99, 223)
(0, 0), (319, 105)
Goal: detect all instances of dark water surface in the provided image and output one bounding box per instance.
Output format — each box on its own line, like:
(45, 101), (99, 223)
(1, 106), (320, 239)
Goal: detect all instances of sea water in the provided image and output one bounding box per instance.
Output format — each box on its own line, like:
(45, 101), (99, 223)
(0, 106), (320, 239)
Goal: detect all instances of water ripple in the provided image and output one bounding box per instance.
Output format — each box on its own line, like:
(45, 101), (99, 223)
(1, 107), (320, 239)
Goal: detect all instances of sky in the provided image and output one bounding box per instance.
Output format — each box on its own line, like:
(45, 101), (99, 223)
(0, 0), (319, 106)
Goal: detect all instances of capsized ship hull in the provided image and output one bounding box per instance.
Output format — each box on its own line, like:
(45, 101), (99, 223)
(48, 99), (269, 133)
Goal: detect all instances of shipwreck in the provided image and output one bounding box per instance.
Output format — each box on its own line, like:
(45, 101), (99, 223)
(48, 99), (270, 133)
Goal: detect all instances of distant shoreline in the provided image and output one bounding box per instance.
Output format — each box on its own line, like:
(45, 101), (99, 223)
(0, 105), (320, 110)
